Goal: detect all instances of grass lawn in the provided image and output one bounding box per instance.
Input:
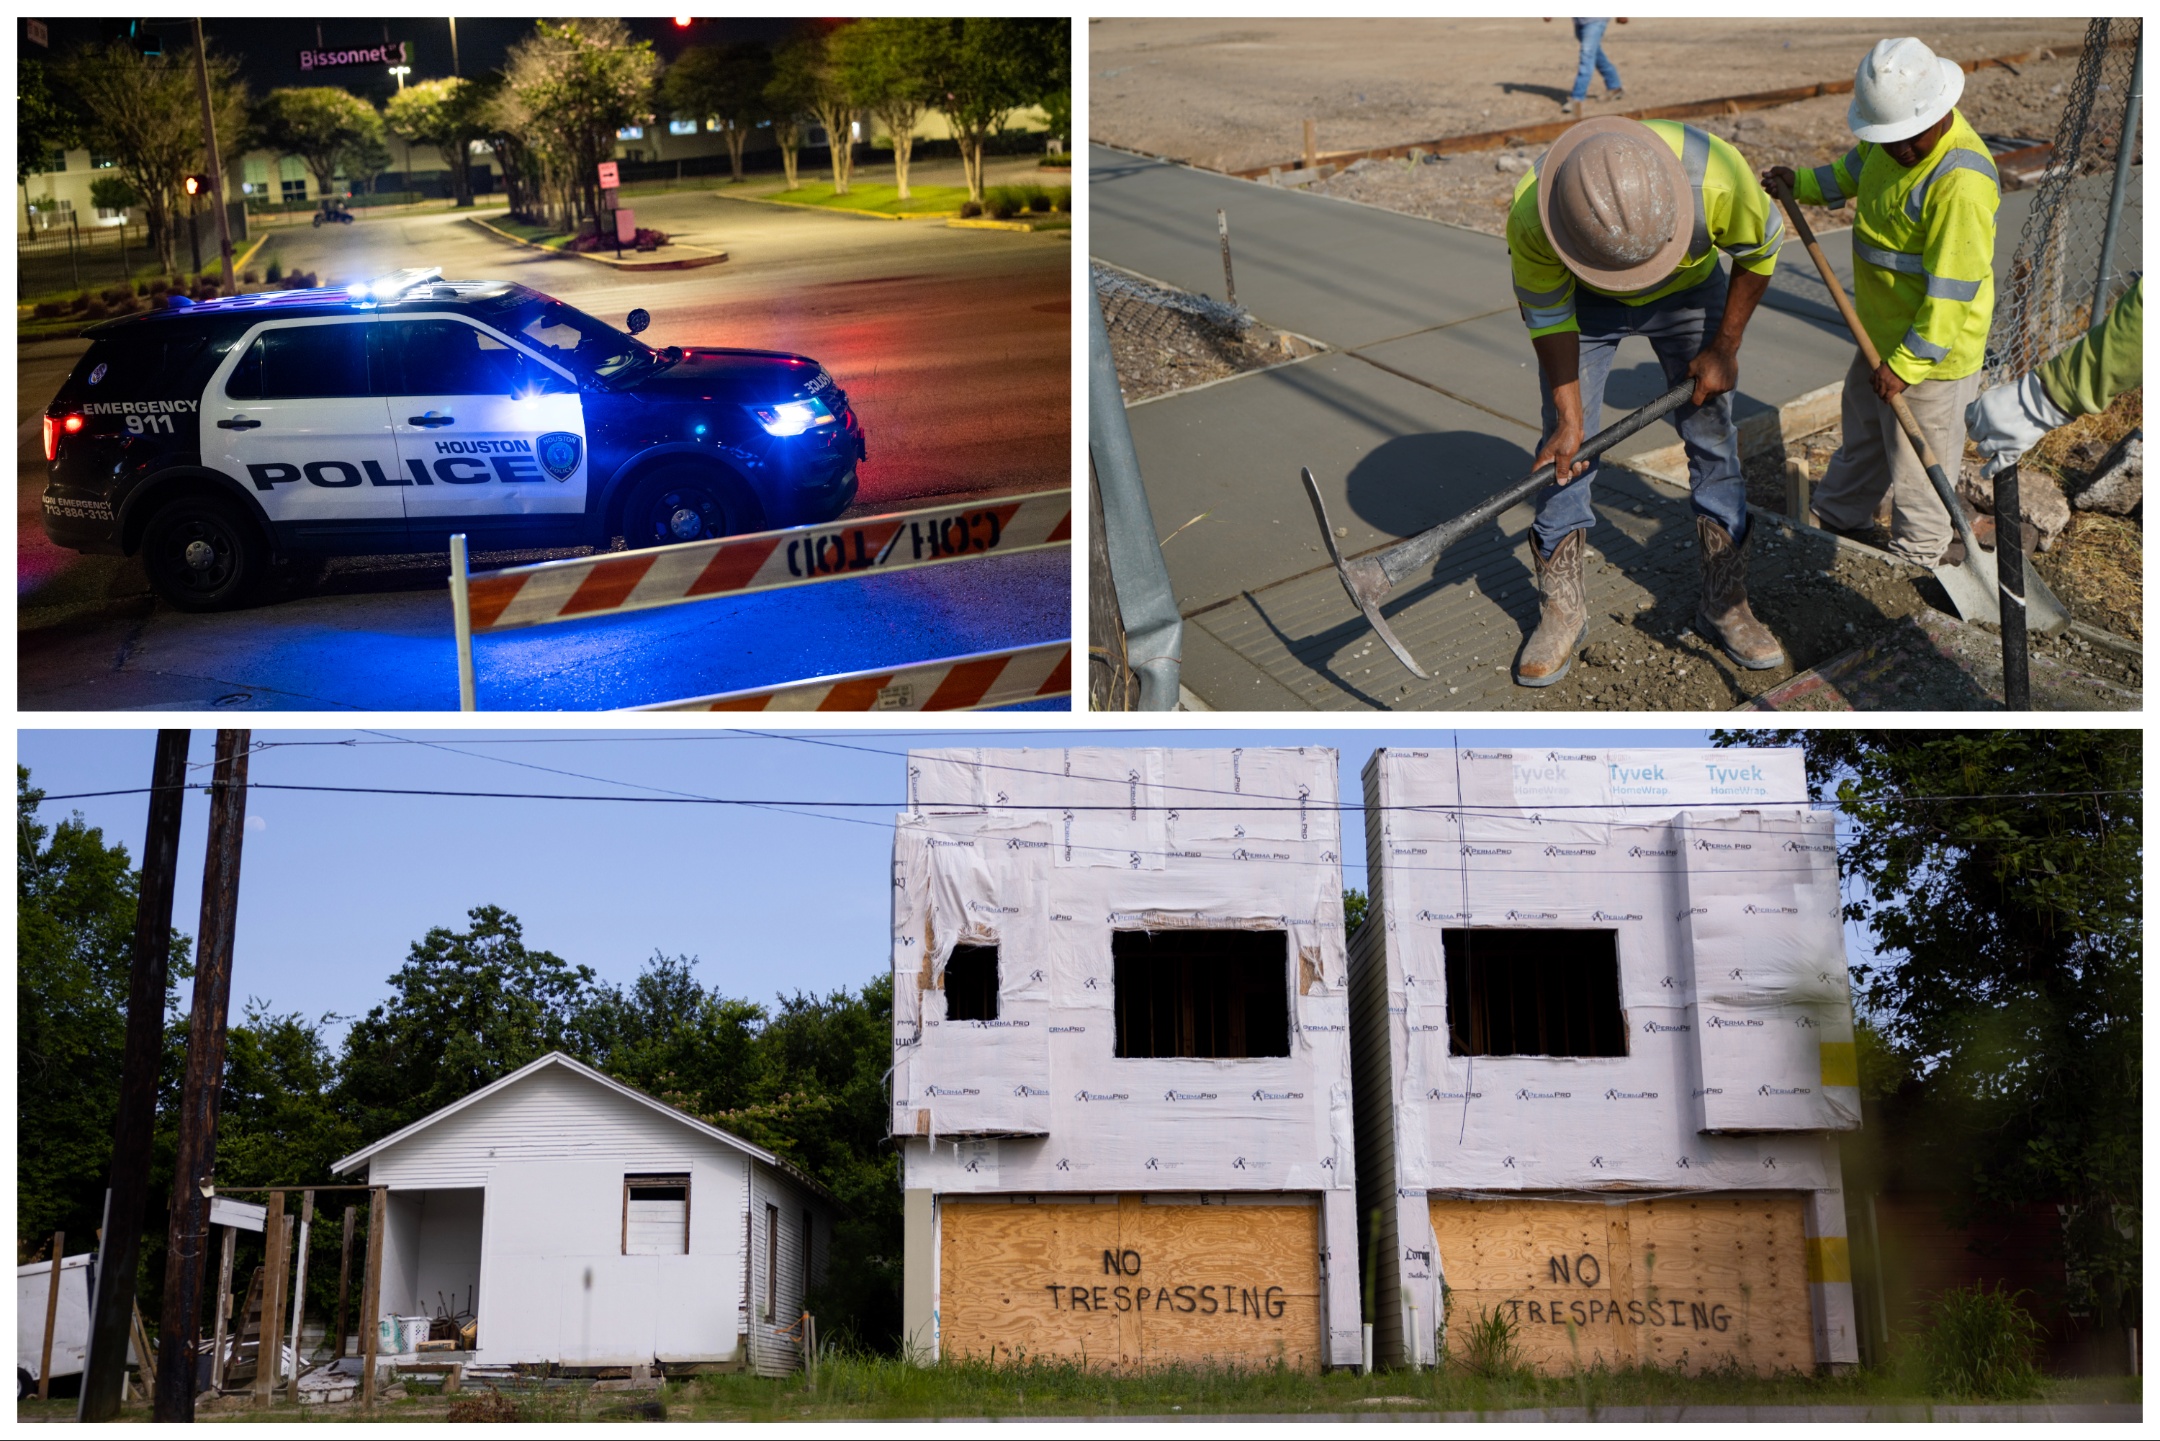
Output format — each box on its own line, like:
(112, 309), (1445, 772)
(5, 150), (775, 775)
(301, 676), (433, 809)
(22, 1356), (2133, 1423)
(483, 217), (572, 249)
(762, 182), (974, 217)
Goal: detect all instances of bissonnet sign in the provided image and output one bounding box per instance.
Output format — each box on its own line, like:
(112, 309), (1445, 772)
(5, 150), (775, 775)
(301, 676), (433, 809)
(300, 41), (407, 71)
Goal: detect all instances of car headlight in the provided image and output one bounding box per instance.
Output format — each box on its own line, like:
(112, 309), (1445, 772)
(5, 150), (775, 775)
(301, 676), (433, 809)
(749, 396), (837, 437)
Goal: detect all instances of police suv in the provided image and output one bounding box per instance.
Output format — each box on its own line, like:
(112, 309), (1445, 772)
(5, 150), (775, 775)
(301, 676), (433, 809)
(41, 267), (866, 610)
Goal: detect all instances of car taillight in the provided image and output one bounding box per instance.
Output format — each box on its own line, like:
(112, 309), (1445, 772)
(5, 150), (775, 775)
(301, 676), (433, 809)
(47, 413), (82, 461)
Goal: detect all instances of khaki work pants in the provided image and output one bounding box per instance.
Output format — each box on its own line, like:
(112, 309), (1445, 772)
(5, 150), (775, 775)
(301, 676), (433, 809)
(1810, 351), (1981, 566)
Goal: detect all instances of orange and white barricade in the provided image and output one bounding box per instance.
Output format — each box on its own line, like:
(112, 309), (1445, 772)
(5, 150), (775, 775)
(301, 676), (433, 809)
(633, 640), (1071, 712)
(447, 490), (1070, 710)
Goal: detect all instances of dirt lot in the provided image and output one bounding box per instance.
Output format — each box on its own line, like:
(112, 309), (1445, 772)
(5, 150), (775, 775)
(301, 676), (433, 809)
(1091, 18), (2091, 176)
(1300, 50), (2090, 238)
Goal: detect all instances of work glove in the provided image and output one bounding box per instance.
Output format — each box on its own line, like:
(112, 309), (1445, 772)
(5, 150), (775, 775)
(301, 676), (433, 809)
(1966, 371), (2070, 479)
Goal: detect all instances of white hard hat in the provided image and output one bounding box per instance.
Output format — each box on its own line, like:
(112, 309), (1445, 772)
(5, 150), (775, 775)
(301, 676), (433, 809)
(1848, 38), (1965, 143)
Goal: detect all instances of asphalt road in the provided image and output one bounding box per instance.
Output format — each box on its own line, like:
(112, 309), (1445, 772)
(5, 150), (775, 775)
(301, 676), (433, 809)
(20, 189), (1072, 711)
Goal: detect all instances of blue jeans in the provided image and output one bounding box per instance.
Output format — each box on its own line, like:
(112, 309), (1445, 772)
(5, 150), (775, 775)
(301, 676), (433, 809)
(1532, 267), (1747, 556)
(1570, 18), (1623, 102)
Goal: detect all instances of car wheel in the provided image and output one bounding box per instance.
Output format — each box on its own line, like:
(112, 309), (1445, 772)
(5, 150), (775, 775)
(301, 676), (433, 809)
(19, 1368), (33, 1401)
(141, 494), (266, 611)
(623, 465), (736, 549)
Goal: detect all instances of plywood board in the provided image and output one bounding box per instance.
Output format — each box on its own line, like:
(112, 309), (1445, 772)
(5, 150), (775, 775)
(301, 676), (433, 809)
(1430, 1194), (1811, 1375)
(940, 1197), (1323, 1371)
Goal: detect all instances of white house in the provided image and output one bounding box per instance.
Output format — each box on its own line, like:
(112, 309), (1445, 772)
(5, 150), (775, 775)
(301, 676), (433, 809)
(1350, 745), (1862, 1375)
(330, 1052), (832, 1375)
(892, 746), (1364, 1372)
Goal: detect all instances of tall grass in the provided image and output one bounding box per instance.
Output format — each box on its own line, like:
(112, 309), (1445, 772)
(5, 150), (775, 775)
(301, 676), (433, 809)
(1912, 1283), (2046, 1400)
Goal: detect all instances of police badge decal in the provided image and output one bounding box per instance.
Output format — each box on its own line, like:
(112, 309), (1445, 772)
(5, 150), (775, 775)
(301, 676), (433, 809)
(537, 431), (582, 482)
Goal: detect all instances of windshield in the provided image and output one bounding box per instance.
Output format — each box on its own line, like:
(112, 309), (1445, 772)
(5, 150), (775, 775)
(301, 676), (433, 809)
(471, 291), (657, 386)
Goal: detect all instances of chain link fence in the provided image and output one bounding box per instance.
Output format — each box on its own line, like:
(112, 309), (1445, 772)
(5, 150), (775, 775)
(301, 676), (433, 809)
(1987, 17), (2143, 384)
(1091, 261), (1254, 350)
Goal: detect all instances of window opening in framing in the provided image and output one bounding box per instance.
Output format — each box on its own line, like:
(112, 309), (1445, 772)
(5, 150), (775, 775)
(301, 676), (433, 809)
(763, 1203), (780, 1320)
(944, 944), (999, 1022)
(1112, 929), (1291, 1059)
(622, 1174), (689, 1255)
(1442, 928), (1626, 1058)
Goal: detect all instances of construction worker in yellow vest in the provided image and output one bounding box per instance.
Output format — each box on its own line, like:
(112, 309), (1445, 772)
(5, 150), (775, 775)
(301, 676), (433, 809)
(1510, 116), (1787, 687)
(1766, 38), (2000, 567)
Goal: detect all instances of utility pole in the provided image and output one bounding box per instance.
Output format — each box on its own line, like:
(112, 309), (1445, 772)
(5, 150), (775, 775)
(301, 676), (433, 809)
(79, 731), (191, 1423)
(153, 730), (251, 1422)
(191, 19), (236, 295)
(449, 17), (460, 76)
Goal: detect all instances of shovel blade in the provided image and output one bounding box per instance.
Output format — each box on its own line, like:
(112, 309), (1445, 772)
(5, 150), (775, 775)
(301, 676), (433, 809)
(1301, 466), (1430, 679)
(1931, 544), (2073, 636)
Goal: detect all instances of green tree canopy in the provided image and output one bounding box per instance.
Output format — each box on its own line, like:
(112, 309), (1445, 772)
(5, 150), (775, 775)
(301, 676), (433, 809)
(335, 904), (597, 1140)
(663, 41), (771, 182)
(18, 57), (78, 184)
(504, 18), (658, 227)
(17, 767), (191, 1260)
(834, 18), (944, 199)
(384, 76), (485, 206)
(55, 39), (247, 270)
(255, 85), (385, 198)
(1717, 728), (2141, 1332)
(924, 18), (1066, 200)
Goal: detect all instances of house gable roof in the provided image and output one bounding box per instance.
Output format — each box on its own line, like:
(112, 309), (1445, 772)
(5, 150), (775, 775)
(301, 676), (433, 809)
(329, 1051), (835, 1203)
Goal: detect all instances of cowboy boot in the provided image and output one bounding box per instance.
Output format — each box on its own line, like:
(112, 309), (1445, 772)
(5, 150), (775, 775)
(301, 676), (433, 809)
(1514, 528), (1588, 687)
(1695, 515), (1785, 670)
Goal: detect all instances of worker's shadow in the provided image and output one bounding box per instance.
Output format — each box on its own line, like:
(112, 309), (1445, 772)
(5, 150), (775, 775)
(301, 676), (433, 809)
(1340, 428), (1547, 617)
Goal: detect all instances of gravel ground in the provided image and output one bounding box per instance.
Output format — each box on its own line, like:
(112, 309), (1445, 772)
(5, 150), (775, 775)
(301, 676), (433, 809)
(1091, 18), (2089, 176)
(1301, 51), (2089, 239)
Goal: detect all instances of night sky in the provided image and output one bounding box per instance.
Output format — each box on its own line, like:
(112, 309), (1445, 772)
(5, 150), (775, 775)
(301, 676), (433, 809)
(20, 17), (807, 105)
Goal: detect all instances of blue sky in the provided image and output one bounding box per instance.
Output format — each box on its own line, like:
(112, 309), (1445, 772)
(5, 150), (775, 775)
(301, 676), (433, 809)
(20, 726), (1733, 1038)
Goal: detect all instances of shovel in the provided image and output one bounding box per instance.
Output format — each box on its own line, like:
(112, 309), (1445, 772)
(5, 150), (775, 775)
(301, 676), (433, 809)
(1302, 376), (1695, 679)
(1770, 183), (2068, 634)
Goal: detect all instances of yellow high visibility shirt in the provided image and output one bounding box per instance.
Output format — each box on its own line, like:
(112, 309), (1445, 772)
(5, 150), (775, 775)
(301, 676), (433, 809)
(1507, 120), (1785, 339)
(1793, 109), (1999, 384)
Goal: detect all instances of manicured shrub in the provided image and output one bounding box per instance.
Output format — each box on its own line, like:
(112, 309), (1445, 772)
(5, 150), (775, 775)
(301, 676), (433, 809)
(959, 200), (982, 218)
(1053, 186), (1072, 213)
(265, 255), (284, 282)
(984, 186), (1023, 220)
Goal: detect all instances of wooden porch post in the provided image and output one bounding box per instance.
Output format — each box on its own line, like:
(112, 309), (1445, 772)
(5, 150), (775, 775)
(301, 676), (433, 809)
(359, 1188), (386, 1408)
(253, 1194), (287, 1408)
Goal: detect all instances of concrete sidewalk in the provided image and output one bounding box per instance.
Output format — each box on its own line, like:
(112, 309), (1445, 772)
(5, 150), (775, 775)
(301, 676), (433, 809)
(1091, 142), (2039, 710)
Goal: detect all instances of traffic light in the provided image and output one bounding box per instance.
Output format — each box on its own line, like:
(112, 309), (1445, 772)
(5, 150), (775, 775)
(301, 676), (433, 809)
(673, 16), (692, 27)
(183, 174), (210, 198)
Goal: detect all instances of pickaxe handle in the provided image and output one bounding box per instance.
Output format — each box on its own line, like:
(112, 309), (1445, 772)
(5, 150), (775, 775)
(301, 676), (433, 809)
(1303, 374), (1694, 679)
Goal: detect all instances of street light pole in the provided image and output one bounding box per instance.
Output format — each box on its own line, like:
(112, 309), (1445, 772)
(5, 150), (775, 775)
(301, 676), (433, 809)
(449, 17), (460, 77)
(191, 18), (236, 295)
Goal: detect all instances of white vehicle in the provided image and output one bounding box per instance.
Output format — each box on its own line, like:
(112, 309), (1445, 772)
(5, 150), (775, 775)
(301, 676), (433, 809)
(17, 1253), (95, 1399)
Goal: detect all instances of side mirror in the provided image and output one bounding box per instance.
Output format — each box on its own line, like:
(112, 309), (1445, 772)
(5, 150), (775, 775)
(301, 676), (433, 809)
(626, 308), (650, 334)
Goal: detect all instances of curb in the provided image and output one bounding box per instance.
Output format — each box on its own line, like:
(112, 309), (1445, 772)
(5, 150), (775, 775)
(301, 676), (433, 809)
(719, 190), (955, 222)
(464, 215), (727, 270)
(948, 216), (1070, 233)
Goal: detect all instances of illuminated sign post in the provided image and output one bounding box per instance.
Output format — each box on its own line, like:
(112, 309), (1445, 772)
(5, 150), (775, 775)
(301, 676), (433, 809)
(299, 40), (407, 71)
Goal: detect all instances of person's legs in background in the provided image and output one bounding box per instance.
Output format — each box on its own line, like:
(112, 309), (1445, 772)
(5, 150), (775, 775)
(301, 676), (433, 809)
(1810, 351), (1896, 539)
(1567, 18), (1612, 110)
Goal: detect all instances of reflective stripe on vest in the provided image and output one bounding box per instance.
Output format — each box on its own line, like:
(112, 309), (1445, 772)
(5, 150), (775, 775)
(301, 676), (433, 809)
(1901, 327), (1951, 361)
(1854, 238), (1925, 274)
(1681, 124), (1711, 259)
(1814, 146), (1864, 206)
(1904, 146), (2000, 222)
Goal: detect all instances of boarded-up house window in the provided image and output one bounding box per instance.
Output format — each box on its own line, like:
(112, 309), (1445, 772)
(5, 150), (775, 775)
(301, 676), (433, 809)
(1113, 929), (1290, 1059)
(1442, 928), (1627, 1058)
(764, 1203), (780, 1320)
(623, 1175), (690, 1255)
(944, 944), (999, 1022)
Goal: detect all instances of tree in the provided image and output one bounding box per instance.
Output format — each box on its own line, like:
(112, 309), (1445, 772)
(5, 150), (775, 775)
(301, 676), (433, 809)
(466, 74), (540, 222)
(765, 28), (822, 192)
(90, 176), (140, 215)
(834, 18), (943, 201)
(385, 77), (480, 207)
(335, 905), (598, 1142)
(255, 86), (385, 202)
(1715, 728), (2141, 1335)
(17, 767), (191, 1276)
(925, 18), (1065, 200)
(504, 19), (658, 231)
(663, 42), (771, 184)
(19, 57), (79, 231)
(55, 39), (247, 271)
(793, 22), (860, 195)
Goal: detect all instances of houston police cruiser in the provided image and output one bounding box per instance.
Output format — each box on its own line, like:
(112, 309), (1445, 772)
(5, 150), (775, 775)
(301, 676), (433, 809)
(41, 267), (866, 609)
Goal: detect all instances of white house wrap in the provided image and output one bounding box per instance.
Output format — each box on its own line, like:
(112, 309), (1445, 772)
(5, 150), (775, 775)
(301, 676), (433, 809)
(893, 747), (1363, 1371)
(1350, 746), (1861, 1375)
